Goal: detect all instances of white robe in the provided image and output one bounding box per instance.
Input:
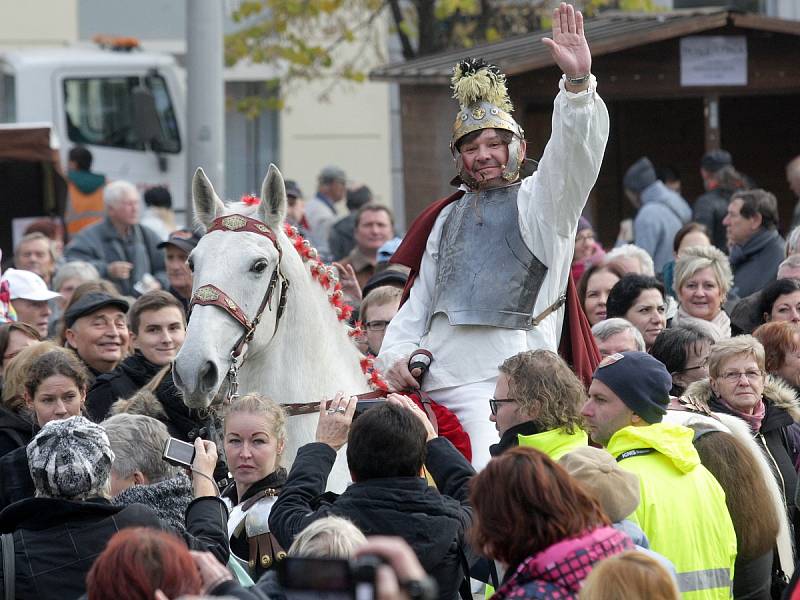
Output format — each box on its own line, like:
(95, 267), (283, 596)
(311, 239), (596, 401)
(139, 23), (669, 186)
(377, 76), (610, 392)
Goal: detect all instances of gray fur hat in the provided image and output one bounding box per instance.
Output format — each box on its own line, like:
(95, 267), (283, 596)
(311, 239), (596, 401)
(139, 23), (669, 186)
(27, 416), (115, 499)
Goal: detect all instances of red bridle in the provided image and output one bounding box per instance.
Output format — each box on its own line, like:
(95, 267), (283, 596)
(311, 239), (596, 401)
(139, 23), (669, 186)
(190, 214), (290, 400)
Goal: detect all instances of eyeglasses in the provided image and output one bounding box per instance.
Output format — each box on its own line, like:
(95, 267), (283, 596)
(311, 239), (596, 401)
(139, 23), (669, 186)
(719, 370), (763, 384)
(364, 320), (391, 332)
(489, 397), (516, 416)
(674, 358), (709, 374)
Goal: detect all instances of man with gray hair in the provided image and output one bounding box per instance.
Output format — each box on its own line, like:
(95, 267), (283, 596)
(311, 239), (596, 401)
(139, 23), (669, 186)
(605, 244), (655, 276)
(306, 166), (348, 260)
(591, 317), (645, 357)
(729, 255), (800, 335)
(64, 180), (167, 296)
(103, 413), (193, 532)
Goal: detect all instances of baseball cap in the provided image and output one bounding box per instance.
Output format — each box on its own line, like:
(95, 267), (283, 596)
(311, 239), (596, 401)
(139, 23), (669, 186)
(157, 229), (202, 254)
(64, 292), (129, 329)
(285, 180), (303, 199)
(2, 268), (61, 301)
(361, 265), (409, 299)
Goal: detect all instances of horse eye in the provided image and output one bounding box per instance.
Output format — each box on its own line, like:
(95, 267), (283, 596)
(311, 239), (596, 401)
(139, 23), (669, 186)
(251, 259), (268, 274)
(187, 259), (194, 272)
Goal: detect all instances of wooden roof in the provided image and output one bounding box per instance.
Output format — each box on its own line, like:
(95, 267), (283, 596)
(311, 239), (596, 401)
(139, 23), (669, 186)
(370, 8), (800, 85)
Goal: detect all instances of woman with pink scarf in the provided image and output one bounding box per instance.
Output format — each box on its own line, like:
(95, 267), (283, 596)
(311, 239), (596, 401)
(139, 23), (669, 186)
(571, 217), (606, 284)
(682, 335), (800, 547)
(470, 447), (632, 599)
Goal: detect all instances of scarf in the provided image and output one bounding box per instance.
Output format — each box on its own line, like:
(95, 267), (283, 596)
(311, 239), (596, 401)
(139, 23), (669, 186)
(674, 305), (731, 341)
(715, 394), (766, 433)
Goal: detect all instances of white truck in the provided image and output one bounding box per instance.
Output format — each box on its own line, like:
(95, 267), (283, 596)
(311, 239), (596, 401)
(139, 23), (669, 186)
(0, 43), (187, 213)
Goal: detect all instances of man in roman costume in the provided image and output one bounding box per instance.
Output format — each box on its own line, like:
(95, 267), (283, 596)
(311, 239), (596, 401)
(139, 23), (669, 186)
(377, 3), (609, 469)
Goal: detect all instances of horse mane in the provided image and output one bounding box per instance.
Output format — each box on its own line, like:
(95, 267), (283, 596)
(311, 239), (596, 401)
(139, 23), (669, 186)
(221, 195), (388, 392)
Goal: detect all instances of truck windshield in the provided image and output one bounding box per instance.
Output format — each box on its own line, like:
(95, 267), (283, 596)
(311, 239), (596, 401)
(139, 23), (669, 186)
(63, 74), (181, 153)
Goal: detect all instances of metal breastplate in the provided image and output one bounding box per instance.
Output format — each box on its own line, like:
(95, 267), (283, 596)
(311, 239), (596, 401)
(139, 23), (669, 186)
(429, 183), (547, 331)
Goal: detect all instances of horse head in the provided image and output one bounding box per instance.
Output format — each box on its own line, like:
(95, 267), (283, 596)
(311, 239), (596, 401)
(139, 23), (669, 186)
(173, 164), (290, 409)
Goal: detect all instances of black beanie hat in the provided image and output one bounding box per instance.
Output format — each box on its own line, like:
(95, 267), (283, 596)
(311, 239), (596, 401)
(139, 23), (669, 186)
(593, 351), (672, 424)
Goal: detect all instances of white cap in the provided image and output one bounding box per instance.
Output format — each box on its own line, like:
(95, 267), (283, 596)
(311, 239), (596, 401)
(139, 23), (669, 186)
(2, 269), (61, 301)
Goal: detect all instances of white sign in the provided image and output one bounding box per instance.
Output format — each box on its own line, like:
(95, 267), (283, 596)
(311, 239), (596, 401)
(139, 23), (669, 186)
(680, 36), (748, 87)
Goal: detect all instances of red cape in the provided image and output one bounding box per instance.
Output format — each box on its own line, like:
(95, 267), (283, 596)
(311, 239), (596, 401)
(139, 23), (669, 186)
(391, 191), (600, 387)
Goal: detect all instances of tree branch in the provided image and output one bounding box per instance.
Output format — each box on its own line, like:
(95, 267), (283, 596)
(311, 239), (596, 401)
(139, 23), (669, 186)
(387, 0), (416, 59)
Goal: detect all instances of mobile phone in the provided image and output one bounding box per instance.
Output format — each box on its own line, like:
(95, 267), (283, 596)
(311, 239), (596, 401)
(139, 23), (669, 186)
(278, 556), (379, 600)
(355, 399), (384, 415)
(163, 437), (195, 468)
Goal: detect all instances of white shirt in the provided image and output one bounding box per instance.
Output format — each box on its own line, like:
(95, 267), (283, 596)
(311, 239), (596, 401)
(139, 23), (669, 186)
(377, 76), (609, 391)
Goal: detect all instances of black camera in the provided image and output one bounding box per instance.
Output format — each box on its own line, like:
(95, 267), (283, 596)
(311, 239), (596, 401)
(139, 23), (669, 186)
(278, 555), (382, 600)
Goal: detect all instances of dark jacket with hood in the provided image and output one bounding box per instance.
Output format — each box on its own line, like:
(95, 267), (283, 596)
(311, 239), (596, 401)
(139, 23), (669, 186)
(269, 437), (474, 600)
(86, 351), (203, 440)
(0, 497), (161, 600)
(0, 445), (35, 509)
(729, 229), (785, 298)
(0, 406), (34, 458)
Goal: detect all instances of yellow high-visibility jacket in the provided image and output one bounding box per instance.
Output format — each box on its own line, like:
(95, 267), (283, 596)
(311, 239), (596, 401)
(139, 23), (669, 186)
(607, 423), (737, 599)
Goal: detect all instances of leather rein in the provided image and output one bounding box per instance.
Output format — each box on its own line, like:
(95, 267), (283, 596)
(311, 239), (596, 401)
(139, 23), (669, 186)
(189, 214), (289, 402)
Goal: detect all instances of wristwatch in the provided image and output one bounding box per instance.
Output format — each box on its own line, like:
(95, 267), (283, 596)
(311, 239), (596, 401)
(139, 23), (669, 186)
(566, 73), (591, 85)
(400, 576), (438, 600)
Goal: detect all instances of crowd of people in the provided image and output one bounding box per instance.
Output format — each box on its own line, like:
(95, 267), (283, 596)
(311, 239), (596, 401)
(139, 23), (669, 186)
(2, 3), (800, 599)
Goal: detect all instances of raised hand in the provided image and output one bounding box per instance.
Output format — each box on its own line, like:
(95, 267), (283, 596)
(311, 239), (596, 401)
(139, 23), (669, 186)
(542, 2), (591, 84)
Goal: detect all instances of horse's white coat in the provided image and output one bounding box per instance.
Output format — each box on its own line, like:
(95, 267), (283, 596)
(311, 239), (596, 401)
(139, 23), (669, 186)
(173, 165), (368, 492)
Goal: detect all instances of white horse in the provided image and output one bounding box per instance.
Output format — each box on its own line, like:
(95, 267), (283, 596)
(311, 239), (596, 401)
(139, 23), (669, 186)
(173, 164), (369, 492)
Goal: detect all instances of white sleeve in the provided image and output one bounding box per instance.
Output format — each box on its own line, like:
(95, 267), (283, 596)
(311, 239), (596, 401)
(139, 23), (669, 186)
(375, 210), (448, 371)
(518, 76), (610, 264)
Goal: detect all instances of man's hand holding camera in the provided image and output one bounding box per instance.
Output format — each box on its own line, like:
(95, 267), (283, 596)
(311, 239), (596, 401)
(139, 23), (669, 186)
(316, 392), (358, 451)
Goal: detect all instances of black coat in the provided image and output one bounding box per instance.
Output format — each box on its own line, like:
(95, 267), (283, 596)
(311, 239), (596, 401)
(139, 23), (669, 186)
(0, 407), (34, 459)
(692, 187), (731, 251)
(0, 446), (34, 510)
(86, 351), (203, 440)
(0, 497), (161, 600)
(269, 438), (474, 600)
(708, 395), (799, 514)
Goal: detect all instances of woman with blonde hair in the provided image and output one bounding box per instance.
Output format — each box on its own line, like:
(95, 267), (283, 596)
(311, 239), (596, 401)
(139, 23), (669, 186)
(579, 551), (680, 600)
(672, 244), (734, 340)
(683, 335), (800, 553)
(221, 393), (288, 580)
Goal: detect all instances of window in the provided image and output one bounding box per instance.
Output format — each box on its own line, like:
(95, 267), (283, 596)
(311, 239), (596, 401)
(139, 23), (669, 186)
(63, 74), (180, 153)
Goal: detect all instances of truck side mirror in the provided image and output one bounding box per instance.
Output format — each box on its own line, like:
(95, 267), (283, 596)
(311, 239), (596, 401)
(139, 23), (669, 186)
(132, 85), (165, 151)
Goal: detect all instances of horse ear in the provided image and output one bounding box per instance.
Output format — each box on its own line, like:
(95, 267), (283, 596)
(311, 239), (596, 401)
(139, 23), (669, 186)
(259, 163), (287, 229)
(192, 168), (226, 228)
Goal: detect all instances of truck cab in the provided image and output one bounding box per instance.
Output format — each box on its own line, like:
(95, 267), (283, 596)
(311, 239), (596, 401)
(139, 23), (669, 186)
(0, 45), (186, 214)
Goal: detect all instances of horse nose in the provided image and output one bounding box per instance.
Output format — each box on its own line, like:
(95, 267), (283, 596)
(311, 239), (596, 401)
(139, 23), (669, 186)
(172, 363), (185, 391)
(198, 361), (219, 395)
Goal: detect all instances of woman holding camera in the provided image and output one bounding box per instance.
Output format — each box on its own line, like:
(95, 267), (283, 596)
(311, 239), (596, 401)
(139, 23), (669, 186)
(221, 393), (288, 579)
